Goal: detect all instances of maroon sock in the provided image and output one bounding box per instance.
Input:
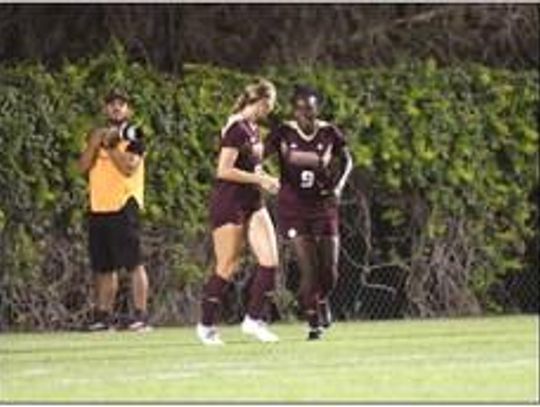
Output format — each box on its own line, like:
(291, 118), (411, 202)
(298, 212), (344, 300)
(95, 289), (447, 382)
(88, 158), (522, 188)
(318, 298), (331, 324)
(201, 274), (229, 326)
(247, 266), (276, 320)
(300, 288), (320, 329)
(306, 308), (319, 329)
(319, 268), (338, 299)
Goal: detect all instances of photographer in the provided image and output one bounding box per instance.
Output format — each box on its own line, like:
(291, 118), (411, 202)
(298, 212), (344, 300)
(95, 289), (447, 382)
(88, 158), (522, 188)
(78, 88), (150, 332)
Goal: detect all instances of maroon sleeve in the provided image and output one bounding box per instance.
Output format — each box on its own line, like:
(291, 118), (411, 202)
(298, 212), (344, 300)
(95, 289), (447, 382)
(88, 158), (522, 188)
(264, 127), (281, 158)
(221, 122), (247, 149)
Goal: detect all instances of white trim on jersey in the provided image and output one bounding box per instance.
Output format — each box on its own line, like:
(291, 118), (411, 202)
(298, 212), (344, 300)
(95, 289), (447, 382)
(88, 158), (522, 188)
(283, 119), (331, 142)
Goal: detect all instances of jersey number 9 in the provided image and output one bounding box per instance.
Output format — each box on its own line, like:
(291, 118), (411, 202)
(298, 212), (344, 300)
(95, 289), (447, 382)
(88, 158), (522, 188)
(300, 170), (315, 189)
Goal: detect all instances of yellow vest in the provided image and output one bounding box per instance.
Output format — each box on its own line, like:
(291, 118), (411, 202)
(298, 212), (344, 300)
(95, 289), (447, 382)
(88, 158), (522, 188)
(88, 140), (144, 213)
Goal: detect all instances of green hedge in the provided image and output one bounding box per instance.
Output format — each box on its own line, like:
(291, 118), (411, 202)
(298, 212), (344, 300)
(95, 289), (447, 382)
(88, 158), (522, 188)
(0, 44), (537, 329)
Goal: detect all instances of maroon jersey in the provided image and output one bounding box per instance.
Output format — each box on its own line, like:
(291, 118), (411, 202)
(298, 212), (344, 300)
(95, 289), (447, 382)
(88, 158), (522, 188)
(209, 117), (264, 229)
(266, 120), (346, 220)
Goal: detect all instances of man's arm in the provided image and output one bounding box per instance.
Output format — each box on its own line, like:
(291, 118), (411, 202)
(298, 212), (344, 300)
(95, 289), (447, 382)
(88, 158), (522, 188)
(106, 148), (143, 177)
(78, 129), (103, 174)
(105, 127), (145, 177)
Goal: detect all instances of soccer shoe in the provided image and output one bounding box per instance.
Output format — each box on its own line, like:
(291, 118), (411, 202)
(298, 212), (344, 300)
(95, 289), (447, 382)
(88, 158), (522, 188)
(128, 320), (153, 333)
(241, 316), (279, 343)
(87, 311), (115, 332)
(196, 323), (225, 346)
(307, 327), (323, 341)
(128, 311), (153, 333)
(87, 320), (115, 332)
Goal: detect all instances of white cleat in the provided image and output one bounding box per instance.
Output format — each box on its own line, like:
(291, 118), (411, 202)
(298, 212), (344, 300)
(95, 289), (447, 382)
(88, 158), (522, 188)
(241, 316), (279, 343)
(196, 323), (225, 346)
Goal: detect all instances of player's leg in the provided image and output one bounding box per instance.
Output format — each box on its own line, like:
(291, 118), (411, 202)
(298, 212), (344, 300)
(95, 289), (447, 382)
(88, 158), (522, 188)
(202, 223), (245, 323)
(316, 235), (340, 329)
(243, 207), (280, 342)
(290, 235), (321, 339)
(197, 223), (245, 345)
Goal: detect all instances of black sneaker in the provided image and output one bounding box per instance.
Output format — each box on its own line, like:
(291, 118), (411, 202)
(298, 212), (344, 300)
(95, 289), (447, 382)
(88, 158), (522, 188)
(307, 327), (323, 341)
(88, 311), (114, 332)
(128, 310), (152, 332)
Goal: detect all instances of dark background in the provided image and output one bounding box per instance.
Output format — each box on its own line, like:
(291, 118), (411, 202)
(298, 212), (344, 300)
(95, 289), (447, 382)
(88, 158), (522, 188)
(0, 4), (538, 72)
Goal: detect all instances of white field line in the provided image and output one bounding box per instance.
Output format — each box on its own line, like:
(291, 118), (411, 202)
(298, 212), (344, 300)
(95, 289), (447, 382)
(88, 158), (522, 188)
(8, 367), (52, 377)
(53, 368), (264, 388)
(6, 355), (533, 390)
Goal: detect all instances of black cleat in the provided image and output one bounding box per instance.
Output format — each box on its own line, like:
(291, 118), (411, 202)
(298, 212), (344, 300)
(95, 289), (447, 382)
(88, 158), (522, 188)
(307, 327), (323, 341)
(128, 310), (152, 332)
(128, 320), (153, 332)
(88, 321), (114, 332)
(87, 311), (114, 332)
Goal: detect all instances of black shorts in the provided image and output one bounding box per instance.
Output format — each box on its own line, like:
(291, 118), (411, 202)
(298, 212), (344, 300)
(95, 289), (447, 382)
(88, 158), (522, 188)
(88, 198), (142, 273)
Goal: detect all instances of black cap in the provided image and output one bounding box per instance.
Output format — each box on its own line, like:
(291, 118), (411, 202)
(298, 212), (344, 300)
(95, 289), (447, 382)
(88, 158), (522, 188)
(104, 88), (130, 104)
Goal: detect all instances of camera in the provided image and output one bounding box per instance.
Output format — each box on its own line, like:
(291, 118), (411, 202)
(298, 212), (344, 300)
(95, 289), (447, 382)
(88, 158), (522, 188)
(102, 123), (142, 149)
(119, 122), (143, 142)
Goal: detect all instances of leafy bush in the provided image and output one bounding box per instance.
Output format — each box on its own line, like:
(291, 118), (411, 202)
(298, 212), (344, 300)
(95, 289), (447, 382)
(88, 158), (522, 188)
(0, 45), (537, 330)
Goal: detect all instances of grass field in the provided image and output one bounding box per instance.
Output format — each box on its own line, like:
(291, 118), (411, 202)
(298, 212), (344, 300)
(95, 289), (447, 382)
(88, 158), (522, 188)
(1, 315), (538, 402)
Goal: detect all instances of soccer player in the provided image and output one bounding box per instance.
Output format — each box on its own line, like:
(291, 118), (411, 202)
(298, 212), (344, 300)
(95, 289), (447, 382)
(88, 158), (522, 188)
(196, 79), (281, 345)
(78, 88), (150, 332)
(265, 85), (353, 340)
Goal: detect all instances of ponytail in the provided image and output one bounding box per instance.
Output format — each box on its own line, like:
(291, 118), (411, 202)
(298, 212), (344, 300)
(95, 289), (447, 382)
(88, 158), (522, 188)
(232, 79), (276, 113)
(232, 90), (251, 114)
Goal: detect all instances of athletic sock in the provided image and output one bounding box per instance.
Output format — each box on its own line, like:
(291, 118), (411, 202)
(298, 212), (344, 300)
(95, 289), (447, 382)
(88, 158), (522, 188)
(299, 288), (320, 329)
(247, 266), (277, 320)
(306, 309), (319, 329)
(318, 269), (337, 299)
(201, 274), (229, 326)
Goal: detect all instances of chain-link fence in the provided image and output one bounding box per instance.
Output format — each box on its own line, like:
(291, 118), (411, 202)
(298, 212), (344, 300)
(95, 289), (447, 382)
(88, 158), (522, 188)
(168, 169), (539, 327)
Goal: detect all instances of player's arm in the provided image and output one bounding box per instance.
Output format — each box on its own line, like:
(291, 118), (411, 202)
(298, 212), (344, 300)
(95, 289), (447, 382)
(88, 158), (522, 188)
(77, 128), (103, 174)
(333, 147), (353, 198)
(217, 147), (278, 194)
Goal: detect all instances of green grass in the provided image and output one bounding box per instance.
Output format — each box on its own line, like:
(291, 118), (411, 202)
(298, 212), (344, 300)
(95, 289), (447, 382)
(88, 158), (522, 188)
(1, 315), (538, 402)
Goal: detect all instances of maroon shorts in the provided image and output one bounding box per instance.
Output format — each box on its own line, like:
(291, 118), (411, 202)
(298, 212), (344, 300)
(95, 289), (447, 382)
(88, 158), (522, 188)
(277, 190), (339, 238)
(210, 203), (263, 230)
(209, 183), (263, 230)
(278, 208), (339, 238)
